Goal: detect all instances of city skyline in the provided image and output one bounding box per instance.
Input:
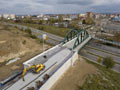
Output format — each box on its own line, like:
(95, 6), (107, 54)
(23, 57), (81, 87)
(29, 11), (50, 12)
(0, 0), (120, 14)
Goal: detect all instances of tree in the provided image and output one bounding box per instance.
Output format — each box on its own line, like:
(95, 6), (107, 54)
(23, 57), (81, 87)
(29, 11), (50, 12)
(86, 17), (95, 25)
(58, 14), (63, 22)
(102, 56), (115, 69)
(39, 20), (44, 24)
(82, 19), (86, 24)
(49, 18), (57, 24)
(97, 57), (102, 63)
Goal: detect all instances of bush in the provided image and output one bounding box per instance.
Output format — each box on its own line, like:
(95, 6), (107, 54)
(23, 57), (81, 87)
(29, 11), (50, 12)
(22, 40), (26, 45)
(38, 26), (44, 30)
(82, 19), (86, 24)
(103, 56), (115, 69)
(25, 28), (32, 35)
(97, 57), (102, 63)
(30, 35), (37, 39)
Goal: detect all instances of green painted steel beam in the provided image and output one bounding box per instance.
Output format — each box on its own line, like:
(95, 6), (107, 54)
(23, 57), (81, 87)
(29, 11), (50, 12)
(62, 29), (89, 49)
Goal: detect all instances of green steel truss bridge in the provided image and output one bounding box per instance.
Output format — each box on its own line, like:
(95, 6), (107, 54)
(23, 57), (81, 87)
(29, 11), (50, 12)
(62, 29), (89, 49)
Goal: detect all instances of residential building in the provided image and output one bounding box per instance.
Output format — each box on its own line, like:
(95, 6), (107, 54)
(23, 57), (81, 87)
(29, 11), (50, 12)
(79, 13), (86, 18)
(3, 14), (9, 19)
(9, 14), (16, 19)
(37, 14), (44, 18)
(2, 14), (16, 19)
(63, 17), (72, 21)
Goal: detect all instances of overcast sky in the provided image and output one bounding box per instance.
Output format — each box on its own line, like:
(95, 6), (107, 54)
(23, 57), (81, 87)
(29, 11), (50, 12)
(0, 0), (120, 14)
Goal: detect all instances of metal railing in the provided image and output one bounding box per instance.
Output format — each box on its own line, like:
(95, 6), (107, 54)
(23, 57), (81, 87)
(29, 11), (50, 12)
(93, 37), (120, 46)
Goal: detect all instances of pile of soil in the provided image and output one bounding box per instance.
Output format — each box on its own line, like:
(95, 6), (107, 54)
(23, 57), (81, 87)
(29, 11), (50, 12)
(0, 30), (41, 63)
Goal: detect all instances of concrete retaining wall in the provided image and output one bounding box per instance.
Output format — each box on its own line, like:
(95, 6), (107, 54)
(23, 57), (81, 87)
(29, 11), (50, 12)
(40, 52), (78, 90)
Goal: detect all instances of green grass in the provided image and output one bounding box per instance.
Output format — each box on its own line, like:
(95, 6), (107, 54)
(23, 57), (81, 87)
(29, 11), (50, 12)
(12, 23), (70, 37)
(78, 59), (120, 90)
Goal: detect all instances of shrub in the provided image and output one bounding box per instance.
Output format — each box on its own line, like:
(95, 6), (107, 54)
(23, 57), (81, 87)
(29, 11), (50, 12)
(30, 35), (37, 39)
(22, 40), (26, 45)
(25, 28), (32, 35)
(97, 57), (102, 63)
(38, 26), (44, 30)
(103, 56), (115, 69)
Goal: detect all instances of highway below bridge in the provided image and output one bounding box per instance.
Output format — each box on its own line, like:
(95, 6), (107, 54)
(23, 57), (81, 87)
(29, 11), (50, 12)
(79, 39), (120, 72)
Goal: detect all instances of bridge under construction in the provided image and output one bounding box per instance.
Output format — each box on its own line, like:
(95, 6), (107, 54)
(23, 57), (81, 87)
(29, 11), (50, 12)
(2, 29), (91, 90)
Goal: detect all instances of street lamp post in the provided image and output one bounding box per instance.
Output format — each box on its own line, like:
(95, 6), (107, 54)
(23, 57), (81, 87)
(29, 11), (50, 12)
(42, 34), (48, 52)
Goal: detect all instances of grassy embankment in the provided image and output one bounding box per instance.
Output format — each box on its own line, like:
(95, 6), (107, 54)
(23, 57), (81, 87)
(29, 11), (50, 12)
(79, 59), (120, 90)
(12, 22), (70, 37)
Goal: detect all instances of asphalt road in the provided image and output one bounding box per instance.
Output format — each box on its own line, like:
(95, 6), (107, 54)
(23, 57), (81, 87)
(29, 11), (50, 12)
(103, 23), (120, 33)
(4, 23), (64, 45)
(79, 44), (120, 72)
(84, 46), (120, 63)
(88, 39), (120, 55)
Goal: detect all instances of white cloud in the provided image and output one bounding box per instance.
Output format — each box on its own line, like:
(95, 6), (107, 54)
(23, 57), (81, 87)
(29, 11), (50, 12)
(0, 0), (120, 14)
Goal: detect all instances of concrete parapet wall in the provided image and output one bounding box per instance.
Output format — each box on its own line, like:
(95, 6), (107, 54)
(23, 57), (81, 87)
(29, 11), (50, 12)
(63, 37), (77, 49)
(39, 52), (78, 90)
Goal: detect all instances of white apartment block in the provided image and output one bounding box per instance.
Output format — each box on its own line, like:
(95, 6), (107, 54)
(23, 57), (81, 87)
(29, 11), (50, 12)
(3, 14), (16, 19)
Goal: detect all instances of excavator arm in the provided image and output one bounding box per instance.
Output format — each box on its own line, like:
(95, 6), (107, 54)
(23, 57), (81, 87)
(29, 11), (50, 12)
(22, 68), (27, 81)
(22, 64), (45, 81)
(22, 66), (36, 81)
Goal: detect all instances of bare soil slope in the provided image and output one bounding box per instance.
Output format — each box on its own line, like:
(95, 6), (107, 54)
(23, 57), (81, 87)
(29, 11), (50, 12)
(51, 57), (96, 90)
(0, 24), (50, 80)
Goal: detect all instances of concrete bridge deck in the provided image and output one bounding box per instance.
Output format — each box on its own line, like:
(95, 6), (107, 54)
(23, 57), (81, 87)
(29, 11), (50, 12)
(6, 46), (74, 90)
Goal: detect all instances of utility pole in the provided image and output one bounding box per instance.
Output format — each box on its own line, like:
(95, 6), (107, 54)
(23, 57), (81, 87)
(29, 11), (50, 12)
(42, 34), (48, 52)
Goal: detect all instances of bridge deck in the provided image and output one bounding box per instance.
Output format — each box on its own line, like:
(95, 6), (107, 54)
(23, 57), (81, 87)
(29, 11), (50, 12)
(6, 47), (73, 90)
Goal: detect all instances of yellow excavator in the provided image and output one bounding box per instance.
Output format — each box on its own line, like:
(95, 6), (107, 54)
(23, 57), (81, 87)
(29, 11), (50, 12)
(22, 64), (45, 81)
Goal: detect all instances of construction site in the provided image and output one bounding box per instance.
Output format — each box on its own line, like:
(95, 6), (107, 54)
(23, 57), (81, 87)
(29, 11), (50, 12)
(0, 24), (51, 89)
(0, 26), (91, 90)
(1, 21), (120, 90)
